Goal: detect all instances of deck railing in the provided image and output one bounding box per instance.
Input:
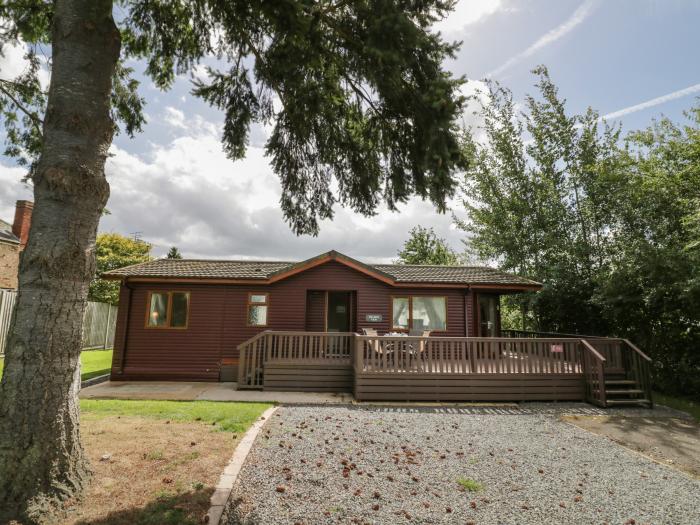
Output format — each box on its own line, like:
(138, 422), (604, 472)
(505, 331), (653, 406)
(580, 339), (607, 406)
(622, 339), (653, 405)
(237, 331), (355, 388)
(238, 331), (652, 406)
(237, 331), (268, 388)
(354, 336), (583, 375)
(501, 329), (606, 339)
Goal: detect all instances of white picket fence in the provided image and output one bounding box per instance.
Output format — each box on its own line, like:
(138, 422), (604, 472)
(0, 290), (118, 355)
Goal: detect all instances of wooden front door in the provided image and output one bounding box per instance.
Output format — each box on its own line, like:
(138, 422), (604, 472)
(326, 291), (352, 332)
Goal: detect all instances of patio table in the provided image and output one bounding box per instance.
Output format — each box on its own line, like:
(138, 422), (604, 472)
(377, 332), (426, 371)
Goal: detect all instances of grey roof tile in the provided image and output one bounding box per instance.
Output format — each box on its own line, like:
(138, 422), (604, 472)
(106, 259), (292, 279)
(106, 255), (540, 287)
(374, 264), (539, 286)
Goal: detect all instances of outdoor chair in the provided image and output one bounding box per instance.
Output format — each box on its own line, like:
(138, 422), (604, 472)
(361, 328), (378, 336)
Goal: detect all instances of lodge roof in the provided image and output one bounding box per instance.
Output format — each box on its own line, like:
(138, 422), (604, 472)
(104, 250), (541, 289)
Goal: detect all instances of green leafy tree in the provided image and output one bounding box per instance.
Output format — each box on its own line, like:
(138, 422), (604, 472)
(89, 234), (152, 304)
(0, 1), (468, 520)
(458, 67), (700, 398)
(597, 109), (700, 398)
(396, 225), (458, 265)
(457, 67), (622, 334)
(166, 246), (182, 259)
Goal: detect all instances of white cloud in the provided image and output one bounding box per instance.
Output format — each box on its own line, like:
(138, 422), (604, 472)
(485, 0), (598, 78)
(190, 64), (211, 84)
(0, 40), (50, 88)
(433, 0), (505, 35)
(459, 79), (491, 144)
(163, 107), (187, 129)
(4, 117), (463, 264)
(602, 83), (700, 121)
(0, 41), (28, 79)
(0, 162), (33, 222)
(101, 120), (462, 262)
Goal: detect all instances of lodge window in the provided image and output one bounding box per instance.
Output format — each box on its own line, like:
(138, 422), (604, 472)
(391, 296), (447, 331)
(146, 291), (190, 329)
(247, 293), (268, 326)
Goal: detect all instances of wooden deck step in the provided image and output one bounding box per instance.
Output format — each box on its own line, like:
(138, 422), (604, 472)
(604, 379), (637, 385)
(606, 398), (651, 406)
(593, 390), (644, 397)
(605, 389), (644, 395)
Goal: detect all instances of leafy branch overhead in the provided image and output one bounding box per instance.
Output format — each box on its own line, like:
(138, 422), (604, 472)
(2, 0), (468, 234)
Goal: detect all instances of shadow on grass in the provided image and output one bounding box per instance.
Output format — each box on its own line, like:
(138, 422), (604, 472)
(73, 488), (213, 525)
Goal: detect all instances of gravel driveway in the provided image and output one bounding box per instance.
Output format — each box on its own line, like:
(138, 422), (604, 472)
(224, 406), (700, 524)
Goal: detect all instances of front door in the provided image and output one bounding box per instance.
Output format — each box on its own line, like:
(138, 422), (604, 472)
(478, 294), (500, 337)
(327, 291), (352, 332)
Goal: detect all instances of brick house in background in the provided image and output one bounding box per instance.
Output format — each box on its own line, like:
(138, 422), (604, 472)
(0, 200), (33, 290)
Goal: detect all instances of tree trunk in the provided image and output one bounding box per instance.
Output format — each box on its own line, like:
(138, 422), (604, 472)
(0, 1), (119, 522)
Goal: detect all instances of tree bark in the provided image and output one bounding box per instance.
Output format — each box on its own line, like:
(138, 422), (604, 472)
(0, 1), (119, 522)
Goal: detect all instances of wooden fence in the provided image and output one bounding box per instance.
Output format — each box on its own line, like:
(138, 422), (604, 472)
(0, 290), (17, 355)
(82, 301), (119, 350)
(0, 289), (118, 355)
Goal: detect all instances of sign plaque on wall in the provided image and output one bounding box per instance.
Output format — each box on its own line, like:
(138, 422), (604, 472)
(365, 314), (383, 322)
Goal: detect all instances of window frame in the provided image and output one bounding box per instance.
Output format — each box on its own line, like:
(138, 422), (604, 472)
(144, 291), (190, 330)
(390, 295), (448, 332)
(247, 292), (269, 327)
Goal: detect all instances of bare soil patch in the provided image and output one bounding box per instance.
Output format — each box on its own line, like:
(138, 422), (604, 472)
(563, 414), (700, 478)
(57, 416), (236, 525)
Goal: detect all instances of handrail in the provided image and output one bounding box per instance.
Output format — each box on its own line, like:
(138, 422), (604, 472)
(579, 339), (607, 363)
(622, 339), (653, 407)
(622, 339), (652, 362)
(236, 330), (269, 351)
(355, 335), (583, 343)
(502, 329), (612, 339)
(255, 331), (357, 336)
(237, 331), (270, 388)
(580, 339), (607, 407)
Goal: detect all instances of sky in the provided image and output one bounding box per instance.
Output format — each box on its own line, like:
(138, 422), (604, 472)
(1, 0), (699, 263)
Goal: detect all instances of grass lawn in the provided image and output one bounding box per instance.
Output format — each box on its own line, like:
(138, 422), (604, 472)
(80, 399), (271, 433)
(61, 400), (272, 525)
(654, 391), (700, 422)
(0, 349), (113, 381)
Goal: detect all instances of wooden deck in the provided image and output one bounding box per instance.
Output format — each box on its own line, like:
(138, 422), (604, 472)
(237, 332), (653, 407)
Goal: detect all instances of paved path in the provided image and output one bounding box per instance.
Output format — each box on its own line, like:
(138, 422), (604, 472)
(80, 381), (354, 404)
(224, 405), (700, 524)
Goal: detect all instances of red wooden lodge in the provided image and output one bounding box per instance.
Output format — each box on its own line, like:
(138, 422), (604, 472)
(104, 250), (652, 407)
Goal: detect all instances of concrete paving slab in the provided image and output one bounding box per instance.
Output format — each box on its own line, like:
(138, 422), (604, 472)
(80, 380), (354, 404)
